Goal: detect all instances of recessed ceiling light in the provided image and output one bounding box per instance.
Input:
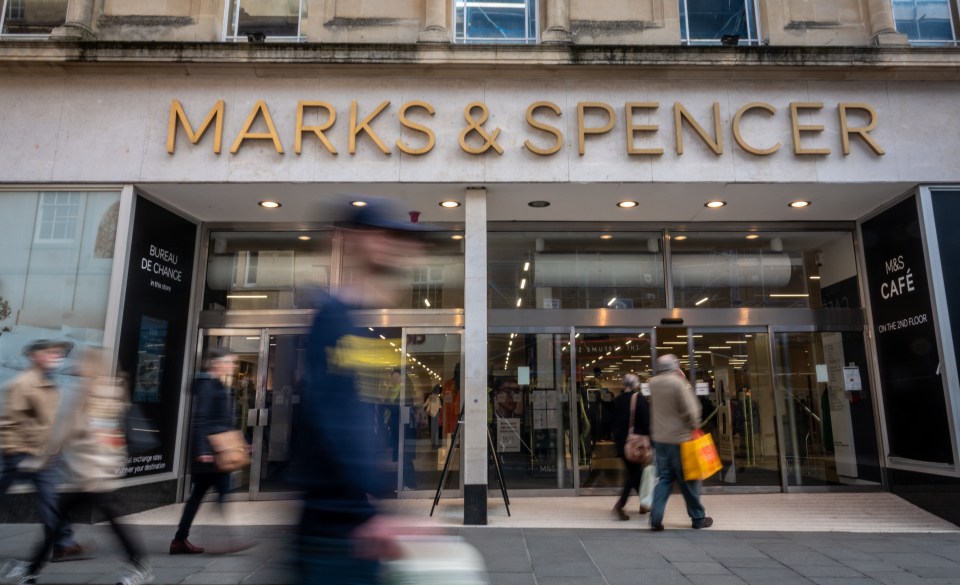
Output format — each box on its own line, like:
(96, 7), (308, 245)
(617, 201), (638, 208)
(451, 234), (464, 240)
(599, 234), (613, 240)
(350, 200), (367, 207)
(745, 234), (760, 240)
(528, 200), (550, 208)
(258, 200), (281, 209)
(704, 200), (726, 208)
(788, 200), (811, 208)
(440, 200), (461, 208)
(298, 235), (311, 241)
(674, 235), (688, 241)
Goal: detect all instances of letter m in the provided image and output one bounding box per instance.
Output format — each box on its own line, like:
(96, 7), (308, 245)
(884, 258), (900, 274)
(167, 100), (224, 154)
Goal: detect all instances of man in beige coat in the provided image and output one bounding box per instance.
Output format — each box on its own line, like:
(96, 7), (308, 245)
(648, 354), (713, 531)
(0, 339), (82, 563)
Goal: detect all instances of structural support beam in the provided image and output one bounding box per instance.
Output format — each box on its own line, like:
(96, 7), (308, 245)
(541, 0), (573, 44)
(51, 0), (97, 40)
(463, 187), (488, 525)
(418, 0), (450, 43)
(866, 0), (908, 46)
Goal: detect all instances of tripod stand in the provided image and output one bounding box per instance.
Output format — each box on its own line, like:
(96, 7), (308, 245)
(430, 407), (510, 517)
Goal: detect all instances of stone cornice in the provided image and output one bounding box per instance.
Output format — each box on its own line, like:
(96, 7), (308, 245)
(0, 41), (959, 80)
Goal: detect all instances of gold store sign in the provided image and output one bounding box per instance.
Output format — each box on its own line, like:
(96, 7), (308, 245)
(166, 99), (884, 157)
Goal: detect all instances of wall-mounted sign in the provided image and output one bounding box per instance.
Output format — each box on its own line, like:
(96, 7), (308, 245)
(117, 197), (197, 478)
(843, 366), (862, 392)
(862, 195), (952, 464)
(167, 99), (884, 159)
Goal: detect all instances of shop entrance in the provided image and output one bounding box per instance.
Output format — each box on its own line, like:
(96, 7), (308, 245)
(194, 326), (462, 500)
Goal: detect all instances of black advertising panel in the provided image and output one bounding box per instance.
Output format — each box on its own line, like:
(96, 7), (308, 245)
(862, 195), (952, 464)
(932, 190), (960, 401)
(117, 196), (197, 478)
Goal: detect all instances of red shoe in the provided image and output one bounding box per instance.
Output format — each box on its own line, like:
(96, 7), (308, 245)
(169, 539), (205, 555)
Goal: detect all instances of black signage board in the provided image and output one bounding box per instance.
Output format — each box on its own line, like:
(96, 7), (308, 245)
(117, 196), (197, 478)
(931, 190), (960, 406)
(862, 195), (952, 464)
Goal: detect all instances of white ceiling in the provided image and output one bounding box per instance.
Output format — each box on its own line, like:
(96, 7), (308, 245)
(139, 181), (915, 225)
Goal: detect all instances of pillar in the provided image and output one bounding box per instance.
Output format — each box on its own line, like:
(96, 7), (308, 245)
(418, 0), (450, 43)
(866, 0), (908, 46)
(541, 0), (573, 44)
(463, 187), (488, 525)
(51, 0), (97, 40)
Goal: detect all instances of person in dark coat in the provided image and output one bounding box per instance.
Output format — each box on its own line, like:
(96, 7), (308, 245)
(611, 373), (650, 521)
(169, 347), (238, 555)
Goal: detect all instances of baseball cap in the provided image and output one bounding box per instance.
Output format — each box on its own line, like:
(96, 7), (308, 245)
(23, 338), (74, 356)
(341, 198), (426, 232)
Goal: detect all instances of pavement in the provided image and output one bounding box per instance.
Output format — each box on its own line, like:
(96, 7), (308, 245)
(0, 493), (957, 585)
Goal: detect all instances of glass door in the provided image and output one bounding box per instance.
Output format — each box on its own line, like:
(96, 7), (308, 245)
(197, 329), (307, 499)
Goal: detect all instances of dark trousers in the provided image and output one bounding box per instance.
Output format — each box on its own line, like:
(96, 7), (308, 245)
(0, 454), (74, 550)
(175, 472), (230, 541)
(615, 457), (642, 509)
(297, 534), (379, 585)
(29, 491), (145, 571)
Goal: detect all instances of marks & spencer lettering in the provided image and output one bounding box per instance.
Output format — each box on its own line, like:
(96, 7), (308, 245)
(167, 99), (883, 158)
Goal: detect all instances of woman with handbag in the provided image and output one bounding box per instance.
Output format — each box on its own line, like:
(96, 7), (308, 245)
(611, 373), (651, 521)
(170, 347), (245, 555)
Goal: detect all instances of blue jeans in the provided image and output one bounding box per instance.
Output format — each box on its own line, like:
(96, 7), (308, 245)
(0, 453), (75, 550)
(649, 442), (706, 528)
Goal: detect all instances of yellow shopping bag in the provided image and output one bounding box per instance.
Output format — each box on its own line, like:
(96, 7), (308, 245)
(681, 430), (723, 481)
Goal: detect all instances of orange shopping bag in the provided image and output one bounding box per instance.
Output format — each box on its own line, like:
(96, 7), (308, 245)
(681, 430), (722, 481)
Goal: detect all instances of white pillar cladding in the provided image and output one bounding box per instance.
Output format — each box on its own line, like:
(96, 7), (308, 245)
(418, 0), (450, 43)
(867, 0), (908, 46)
(51, 0), (97, 39)
(463, 187), (488, 525)
(541, 0), (573, 44)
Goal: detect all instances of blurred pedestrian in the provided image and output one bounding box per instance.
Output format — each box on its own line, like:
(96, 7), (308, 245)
(648, 354), (712, 531)
(293, 200), (426, 584)
(1, 349), (152, 585)
(0, 339), (83, 563)
(611, 373), (651, 520)
(170, 347), (242, 555)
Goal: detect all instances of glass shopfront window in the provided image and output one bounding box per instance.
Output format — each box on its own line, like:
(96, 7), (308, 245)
(893, 0), (956, 45)
(679, 0), (759, 45)
(488, 331), (573, 490)
(671, 231), (859, 309)
(0, 190), (121, 388)
(488, 231), (665, 310)
(204, 231), (334, 311)
(0, 0), (67, 36)
(454, 0), (538, 44)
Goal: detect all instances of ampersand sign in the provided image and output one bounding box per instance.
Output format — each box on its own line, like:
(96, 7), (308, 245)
(459, 102), (504, 155)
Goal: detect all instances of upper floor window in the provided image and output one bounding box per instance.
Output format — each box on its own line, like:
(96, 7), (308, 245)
(454, 0), (538, 44)
(0, 0), (67, 37)
(224, 0), (307, 42)
(893, 0), (957, 45)
(679, 0), (760, 45)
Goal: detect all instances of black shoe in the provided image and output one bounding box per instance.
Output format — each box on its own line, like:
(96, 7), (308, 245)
(650, 523), (664, 532)
(692, 517), (714, 529)
(51, 543), (92, 562)
(612, 505), (629, 521)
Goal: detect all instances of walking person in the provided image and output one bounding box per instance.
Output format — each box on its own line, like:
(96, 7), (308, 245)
(169, 347), (241, 555)
(293, 200), (427, 584)
(611, 373), (651, 521)
(648, 354), (713, 531)
(0, 340), (83, 563)
(2, 349), (152, 585)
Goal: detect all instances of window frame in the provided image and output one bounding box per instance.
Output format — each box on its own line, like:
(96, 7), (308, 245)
(0, 0), (68, 39)
(222, 0), (307, 43)
(892, 0), (959, 46)
(679, 0), (762, 46)
(33, 191), (84, 245)
(453, 0), (539, 45)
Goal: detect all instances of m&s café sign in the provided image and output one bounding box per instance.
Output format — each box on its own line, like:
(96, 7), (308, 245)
(167, 98), (884, 158)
